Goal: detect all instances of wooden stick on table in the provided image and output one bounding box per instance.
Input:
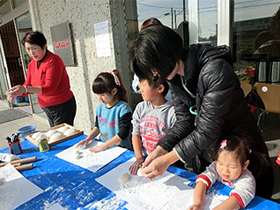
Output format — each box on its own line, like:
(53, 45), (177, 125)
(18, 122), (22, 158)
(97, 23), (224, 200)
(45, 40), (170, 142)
(15, 163), (33, 171)
(0, 156), (37, 167)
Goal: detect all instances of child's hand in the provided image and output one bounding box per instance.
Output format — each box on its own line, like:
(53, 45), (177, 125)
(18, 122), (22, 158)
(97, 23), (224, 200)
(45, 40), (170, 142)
(187, 204), (202, 210)
(129, 157), (144, 175)
(90, 144), (107, 153)
(75, 139), (89, 148)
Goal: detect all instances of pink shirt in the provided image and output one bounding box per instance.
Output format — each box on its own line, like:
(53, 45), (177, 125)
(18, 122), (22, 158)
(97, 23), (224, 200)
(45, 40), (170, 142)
(23, 51), (73, 107)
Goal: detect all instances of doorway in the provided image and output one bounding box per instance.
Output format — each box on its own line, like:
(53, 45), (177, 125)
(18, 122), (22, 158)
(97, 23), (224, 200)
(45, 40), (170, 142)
(0, 21), (25, 88)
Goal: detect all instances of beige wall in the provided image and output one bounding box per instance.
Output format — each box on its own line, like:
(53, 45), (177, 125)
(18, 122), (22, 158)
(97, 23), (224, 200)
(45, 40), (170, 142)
(29, 0), (136, 133)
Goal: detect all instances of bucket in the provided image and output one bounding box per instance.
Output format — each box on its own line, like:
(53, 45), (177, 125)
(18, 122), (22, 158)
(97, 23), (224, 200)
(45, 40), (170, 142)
(17, 125), (36, 139)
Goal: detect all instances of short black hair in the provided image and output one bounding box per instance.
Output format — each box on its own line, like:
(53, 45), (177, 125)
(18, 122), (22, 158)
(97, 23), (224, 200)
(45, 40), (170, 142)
(138, 73), (169, 97)
(22, 31), (47, 49)
(130, 25), (184, 80)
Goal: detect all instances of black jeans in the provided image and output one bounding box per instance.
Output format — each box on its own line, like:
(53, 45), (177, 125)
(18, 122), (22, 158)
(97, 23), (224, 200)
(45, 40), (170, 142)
(42, 96), (76, 127)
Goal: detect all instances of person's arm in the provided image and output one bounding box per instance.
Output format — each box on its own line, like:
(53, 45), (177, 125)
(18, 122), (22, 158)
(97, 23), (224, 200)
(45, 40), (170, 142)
(90, 111), (132, 153)
(117, 112), (132, 140)
(76, 127), (100, 148)
(188, 181), (207, 210)
(158, 77), (195, 152)
(90, 133), (122, 153)
(212, 197), (240, 210)
(129, 135), (144, 175)
(174, 60), (236, 163)
(141, 149), (178, 180)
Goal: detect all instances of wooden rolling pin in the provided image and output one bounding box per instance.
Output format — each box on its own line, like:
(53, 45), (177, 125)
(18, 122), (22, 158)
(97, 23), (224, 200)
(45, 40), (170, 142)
(0, 156), (37, 167)
(15, 163), (33, 171)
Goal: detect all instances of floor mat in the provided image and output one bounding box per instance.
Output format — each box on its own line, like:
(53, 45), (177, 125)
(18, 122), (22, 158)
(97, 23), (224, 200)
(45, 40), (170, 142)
(0, 109), (29, 124)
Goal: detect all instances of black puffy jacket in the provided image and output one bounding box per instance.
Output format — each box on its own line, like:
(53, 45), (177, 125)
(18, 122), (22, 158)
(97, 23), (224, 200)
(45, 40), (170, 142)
(158, 44), (269, 163)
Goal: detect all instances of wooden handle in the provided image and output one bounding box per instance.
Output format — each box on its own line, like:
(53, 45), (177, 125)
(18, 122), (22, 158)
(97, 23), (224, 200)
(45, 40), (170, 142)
(15, 163), (33, 171)
(0, 156), (37, 167)
(12, 163), (21, 167)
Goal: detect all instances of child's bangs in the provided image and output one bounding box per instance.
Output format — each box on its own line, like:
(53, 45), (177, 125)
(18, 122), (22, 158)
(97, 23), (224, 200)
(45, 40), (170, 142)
(92, 78), (108, 94)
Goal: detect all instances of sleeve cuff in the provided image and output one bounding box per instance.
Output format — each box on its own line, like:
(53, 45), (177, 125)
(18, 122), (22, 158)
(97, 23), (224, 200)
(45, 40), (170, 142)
(231, 192), (244, 208)
(195, 174), (212, 191)
(173, 147), (185, 163)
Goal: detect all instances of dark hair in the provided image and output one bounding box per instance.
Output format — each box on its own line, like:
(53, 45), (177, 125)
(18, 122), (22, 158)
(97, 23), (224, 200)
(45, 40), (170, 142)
(130, 25), (184, 81)
(92, 69), (128, 102)
(141, 18), (162, 30)
(138, 73), (169, 97)
(21, 31), (47, 49)
(213, 134), (271, 179)
(213, 135), (251, 166)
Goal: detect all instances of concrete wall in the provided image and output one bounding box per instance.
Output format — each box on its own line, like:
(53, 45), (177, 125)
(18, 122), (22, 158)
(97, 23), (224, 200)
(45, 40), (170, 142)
(29, 0), (136, 133)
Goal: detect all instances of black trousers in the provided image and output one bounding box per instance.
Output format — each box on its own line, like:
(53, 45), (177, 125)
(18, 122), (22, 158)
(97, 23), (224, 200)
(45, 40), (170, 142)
(42, 96), (77, 127)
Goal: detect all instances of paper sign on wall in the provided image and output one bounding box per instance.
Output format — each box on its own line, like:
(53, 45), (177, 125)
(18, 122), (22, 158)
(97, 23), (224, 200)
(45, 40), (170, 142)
(94, 20), (111, 57)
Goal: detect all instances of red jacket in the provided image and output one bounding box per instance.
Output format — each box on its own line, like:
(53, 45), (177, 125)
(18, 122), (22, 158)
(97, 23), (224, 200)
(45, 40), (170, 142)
(23, 50), (73, 108)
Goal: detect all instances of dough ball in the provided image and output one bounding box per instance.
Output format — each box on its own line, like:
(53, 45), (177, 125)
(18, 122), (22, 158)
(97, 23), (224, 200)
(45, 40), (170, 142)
(64, 128), (77, 136)
(32, 132), (41, 139)
(118, 173), (131, 183)
(57, 126), (70, 133)
(46, 129), (58, 138)
(72, 149), (80, 159)
(137, 168), (143, 177)
(49, 132), (64, 143)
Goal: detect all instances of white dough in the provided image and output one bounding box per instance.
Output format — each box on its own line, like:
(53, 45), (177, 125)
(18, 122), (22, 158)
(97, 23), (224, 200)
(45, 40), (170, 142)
(118, 173), (131, 183)
(72, 149), (80, 159)
(57, 126), (70, 133)
(64, 128), (77, 136)
(137, 168), (143, 177)
(49, 132), (64, 143)
(46, 129), (58, 138)
(32, 132), (41, 139)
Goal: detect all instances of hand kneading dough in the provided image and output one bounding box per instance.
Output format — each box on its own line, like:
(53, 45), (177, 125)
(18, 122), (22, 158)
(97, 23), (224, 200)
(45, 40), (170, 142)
(64, 128), (77, 136)
(118, 173), (131, 183)
(46, 129), (58, 138)
(137, 168), (143, 177)
(57, 126), (70, 133)
(49, 132), (64, 143)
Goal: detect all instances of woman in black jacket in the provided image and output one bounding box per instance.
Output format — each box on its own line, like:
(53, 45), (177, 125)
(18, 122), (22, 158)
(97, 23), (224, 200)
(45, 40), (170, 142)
(130, 24), (273, 199)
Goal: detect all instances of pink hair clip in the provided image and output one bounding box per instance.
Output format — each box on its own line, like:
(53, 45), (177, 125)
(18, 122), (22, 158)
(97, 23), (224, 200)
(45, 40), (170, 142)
(110, 71), (121, 86)
(249, 149), (252, 154)
(220, 139), (227, 149)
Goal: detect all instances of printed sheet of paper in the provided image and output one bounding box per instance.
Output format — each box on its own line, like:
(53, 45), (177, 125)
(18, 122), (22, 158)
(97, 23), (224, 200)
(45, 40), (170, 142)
(96, 158), (228, 210)
(94, 20), (111, 57)
(0, 163), (44, 210)
(56, 140), (127, 172)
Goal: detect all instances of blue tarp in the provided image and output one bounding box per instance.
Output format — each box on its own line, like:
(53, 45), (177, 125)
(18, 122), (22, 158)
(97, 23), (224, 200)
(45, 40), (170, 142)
(1, 134), (279, 209)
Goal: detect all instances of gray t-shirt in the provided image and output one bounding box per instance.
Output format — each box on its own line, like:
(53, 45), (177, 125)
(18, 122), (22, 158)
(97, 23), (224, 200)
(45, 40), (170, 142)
(132, 101), (176, 154)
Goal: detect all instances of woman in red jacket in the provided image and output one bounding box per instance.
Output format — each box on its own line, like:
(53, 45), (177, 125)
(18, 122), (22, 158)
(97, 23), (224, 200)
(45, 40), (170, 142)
(6, 31), (76, 127)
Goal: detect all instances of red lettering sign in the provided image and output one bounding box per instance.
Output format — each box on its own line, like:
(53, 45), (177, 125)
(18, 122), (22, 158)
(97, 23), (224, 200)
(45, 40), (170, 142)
(54, 40), (69, 50)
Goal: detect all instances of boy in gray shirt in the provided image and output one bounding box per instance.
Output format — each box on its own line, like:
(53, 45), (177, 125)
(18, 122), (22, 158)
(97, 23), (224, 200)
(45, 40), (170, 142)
(129, 76), (176, 175)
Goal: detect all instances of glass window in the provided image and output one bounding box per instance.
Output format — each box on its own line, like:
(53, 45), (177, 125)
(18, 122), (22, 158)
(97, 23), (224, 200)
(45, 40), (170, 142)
(233, 0), (280, 83)
(136, 0), (189, 47)
(198, 0), (217, 45)
(12, 0), (26, 8)
(136, 0), (217, 46)
(0, 0), (12, 16)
